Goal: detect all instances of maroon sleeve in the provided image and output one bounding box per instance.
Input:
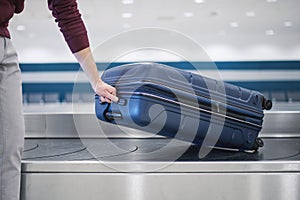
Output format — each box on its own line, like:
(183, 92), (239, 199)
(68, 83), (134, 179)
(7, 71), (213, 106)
(14, 0), (25, 14)
(48, 0), (89, 53)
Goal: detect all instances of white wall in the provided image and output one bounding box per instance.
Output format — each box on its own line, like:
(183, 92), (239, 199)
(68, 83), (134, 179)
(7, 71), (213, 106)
(9, 0), (300, 63)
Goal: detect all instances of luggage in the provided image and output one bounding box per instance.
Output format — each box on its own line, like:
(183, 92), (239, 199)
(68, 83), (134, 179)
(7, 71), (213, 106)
(95, 63), (272, 152)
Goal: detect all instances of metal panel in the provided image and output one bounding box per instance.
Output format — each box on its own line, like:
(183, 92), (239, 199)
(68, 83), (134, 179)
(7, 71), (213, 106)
(21, 172), (300, 200)
(261, 111), (300, 137)
(21, 160), (300, 173)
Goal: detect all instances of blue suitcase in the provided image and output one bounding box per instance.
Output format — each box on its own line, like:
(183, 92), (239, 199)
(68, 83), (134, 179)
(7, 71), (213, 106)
(95, 63), (272, 152)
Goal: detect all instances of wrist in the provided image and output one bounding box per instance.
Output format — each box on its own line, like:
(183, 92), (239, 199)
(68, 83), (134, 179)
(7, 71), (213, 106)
(92, 78), (102, 92)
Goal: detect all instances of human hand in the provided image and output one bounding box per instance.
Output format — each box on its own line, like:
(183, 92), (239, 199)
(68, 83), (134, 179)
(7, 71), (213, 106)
(94, 79), (118, 103)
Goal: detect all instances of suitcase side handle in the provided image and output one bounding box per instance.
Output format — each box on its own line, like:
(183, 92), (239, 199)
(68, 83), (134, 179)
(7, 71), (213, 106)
(105, 112), (123, 121)
(95, 94), (113, 122)
(95, 94), (126, 122)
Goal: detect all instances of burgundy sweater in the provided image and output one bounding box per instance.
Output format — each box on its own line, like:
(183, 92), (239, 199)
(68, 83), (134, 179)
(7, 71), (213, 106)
(0, 0), (89, 53)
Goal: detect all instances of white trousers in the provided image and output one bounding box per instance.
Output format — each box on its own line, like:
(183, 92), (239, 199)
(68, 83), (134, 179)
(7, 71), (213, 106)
(0, 36), (25, 200)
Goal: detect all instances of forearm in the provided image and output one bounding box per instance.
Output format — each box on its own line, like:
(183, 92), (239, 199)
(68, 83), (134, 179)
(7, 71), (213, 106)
(74, 47), (118, 102)
(73, 47), (100, 90)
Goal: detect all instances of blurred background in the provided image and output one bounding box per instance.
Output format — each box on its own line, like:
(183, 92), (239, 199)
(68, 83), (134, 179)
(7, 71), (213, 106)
(9, 0), (300, 107)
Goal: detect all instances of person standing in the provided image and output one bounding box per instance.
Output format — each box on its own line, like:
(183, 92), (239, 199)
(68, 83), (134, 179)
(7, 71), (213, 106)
(0, 0), (118, 199)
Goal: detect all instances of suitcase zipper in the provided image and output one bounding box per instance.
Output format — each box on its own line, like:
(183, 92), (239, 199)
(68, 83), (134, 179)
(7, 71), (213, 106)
(119, 91), (262, 129)
(112, 80), (264, 116)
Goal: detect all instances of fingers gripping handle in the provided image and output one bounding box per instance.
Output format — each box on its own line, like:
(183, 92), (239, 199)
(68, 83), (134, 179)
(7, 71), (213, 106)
(95, 94), (124, 122)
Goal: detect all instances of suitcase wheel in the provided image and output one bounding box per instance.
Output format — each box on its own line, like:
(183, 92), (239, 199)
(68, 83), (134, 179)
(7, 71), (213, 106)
(263, 99), (272, 110)
(251, 138), (264, 152)
(256, 138), (264, 148)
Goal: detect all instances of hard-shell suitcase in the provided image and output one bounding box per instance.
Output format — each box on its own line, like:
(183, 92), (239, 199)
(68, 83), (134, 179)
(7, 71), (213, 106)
(95, 63), (272, 152)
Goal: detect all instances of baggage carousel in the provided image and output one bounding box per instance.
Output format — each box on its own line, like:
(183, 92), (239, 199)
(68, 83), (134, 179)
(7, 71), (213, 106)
(21, 103), (300, 200)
